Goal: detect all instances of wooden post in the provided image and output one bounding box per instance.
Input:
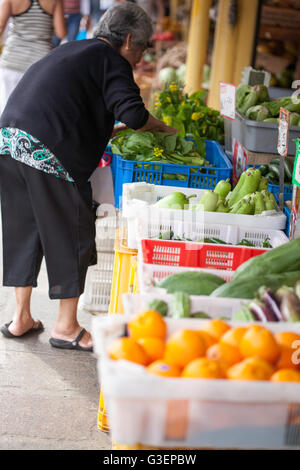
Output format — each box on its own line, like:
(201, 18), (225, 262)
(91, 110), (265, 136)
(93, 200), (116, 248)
(233, 0), (260, 85)
(184, 0), (212, 95)
(207, 0), (238, 110)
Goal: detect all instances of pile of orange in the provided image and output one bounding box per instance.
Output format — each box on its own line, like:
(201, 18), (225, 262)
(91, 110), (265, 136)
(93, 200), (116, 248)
(107, 311), (300, 383)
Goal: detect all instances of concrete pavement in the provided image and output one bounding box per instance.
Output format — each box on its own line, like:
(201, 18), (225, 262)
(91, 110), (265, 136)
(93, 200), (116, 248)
(0, 211), (111, 450)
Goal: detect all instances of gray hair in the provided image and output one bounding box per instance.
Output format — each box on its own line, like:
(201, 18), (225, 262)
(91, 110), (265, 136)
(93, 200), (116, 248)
(93, 2), (153, 50)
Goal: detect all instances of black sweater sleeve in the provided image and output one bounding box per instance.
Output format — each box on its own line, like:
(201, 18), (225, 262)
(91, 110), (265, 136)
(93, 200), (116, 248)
(102, 54), (149, 129)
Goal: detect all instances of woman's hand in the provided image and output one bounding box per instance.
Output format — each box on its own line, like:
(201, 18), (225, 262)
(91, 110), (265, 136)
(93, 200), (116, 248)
(137, 114), (178, 134)
(111, 123), (128, 139)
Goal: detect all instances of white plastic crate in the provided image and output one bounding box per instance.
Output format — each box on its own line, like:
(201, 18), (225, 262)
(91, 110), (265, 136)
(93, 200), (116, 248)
(122, 292), (244, 318)
(95, 215), (118, 252)
(92, 315), (300, 449)
(137, 263), (234, 292)
(81, 251), (115, 312)
(122, 183), (287, 249)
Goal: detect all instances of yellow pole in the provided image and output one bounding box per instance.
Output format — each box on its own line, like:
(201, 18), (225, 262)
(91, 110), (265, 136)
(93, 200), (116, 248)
(185, 0), (212, 95)
(207, 0), (238, 110)
(170, 0), (178, 24)
(233, 0), (260, 85)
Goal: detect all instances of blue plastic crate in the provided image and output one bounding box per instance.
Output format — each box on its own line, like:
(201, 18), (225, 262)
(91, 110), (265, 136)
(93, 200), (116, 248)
(284, 205), (291, 237)
(113, 140), (232, 209)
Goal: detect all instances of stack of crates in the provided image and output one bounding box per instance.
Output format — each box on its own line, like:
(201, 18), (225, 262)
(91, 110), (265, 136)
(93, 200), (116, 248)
(80, 215), (117, 313)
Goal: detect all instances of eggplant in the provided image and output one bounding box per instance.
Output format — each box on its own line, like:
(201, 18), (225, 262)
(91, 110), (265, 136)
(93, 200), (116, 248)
(249, 300), (279, 322)
(278, 288), (300, 322)
(294, 281), (300, 301)
(259, 286), (283, 321)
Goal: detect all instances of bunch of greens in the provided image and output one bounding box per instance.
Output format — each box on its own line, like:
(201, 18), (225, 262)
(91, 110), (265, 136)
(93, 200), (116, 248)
(110, 129), (216, 182)
(150, 82), (224, 146)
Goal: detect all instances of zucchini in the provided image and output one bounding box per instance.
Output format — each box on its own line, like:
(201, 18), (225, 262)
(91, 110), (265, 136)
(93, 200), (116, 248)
(190, 311), (211, 319)
(170, 292), (190, 318)
(157, 271), (225, 295)
(258, 164), (269, 177)
(269, 163), (280, 179)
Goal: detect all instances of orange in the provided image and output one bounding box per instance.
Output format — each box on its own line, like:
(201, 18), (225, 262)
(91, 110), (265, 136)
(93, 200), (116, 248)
(197, 330), (217, 350)
(137, 337), (166, 363)
(275, 345), (299, 371)
(227, 357), (274, 381)
(164, 329), (206, 368)
(239, 324), (280, 364)
(220, 327), (247, 348)
(198, 319), (231, 341)
(107, 337), (149, 366)
(147, 360), (181, 378)
(182, 358), (225, 379)
(127, 310), (167, 341)
(274, 331), (300, 349)
(206, 342), (243, 366)
(271, 369), (300, 383)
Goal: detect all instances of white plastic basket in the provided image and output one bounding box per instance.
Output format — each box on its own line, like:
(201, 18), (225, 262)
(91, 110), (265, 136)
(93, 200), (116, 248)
(95, 215), (118, 252)
(80, 251), (115, 312)
(92, 315), (300, 449)
(137, 263), (234, 292)
(122, 183), (287, 249)
(122, 292), (244, 318)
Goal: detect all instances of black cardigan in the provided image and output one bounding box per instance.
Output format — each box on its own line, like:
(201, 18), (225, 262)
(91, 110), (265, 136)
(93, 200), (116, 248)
(0, 38), (149, 185)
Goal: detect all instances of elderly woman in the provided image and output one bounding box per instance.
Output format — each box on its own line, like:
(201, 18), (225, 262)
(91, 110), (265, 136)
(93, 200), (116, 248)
(0, 2), (177, 351)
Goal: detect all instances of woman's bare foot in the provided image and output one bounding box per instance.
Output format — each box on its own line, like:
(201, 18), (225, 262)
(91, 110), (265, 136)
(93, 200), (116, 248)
(50, 325), (93, 349)
(8, 316), (41, 336)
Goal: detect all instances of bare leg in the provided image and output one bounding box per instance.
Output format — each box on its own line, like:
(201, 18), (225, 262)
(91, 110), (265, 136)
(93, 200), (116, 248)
(8, 286), (40, 336)
(51, 297), (93, 349)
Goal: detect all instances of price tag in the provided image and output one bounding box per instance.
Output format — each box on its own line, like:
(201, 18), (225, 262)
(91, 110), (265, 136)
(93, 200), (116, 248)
(219, 82), (236, 120)
(277, 108), (290, 157)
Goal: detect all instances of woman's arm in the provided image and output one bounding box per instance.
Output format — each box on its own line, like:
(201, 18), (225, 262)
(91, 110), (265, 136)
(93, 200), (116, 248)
(53, 0), (67, 40)
(0, 0), (11, 37)
(137, 113), (178, 134)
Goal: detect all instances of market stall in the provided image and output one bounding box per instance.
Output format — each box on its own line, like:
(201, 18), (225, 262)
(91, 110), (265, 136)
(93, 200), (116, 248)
(79, 0), (300, 451)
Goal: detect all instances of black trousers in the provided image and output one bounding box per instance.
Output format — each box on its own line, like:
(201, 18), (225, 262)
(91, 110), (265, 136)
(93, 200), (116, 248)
(0, 156), (97, 299)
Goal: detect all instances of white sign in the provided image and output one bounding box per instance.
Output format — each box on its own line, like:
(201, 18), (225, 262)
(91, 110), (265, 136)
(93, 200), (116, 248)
(219, 82), (236, 121)
(277, 108), (289, 157)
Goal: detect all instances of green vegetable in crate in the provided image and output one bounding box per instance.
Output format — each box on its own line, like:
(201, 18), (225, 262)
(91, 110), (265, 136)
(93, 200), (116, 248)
(229, 194), (255, 215)
(170, 292), (190, 318)
(232, 306), (256, 322)
(232, 238), (300, 283)
(246, 105), (269, 121)
(263, 118), (279, 124)
(147, 299), (168, 317)
(216, 200), (230, 213)
(261, 190), (278, 211)
(190, 312), (211, 319)
(158, 230), (174, 240)
(227, 168), (261, 207)
(236, 84), (269, 115)
(258, 176), (268, 191)
(210, 271), (300, 299)
(154, 192), (197, 210)
(253, 192), (266, 215)
(289, 113), (300, 126)
(213, 178), (231, 201)
(195, 190), (219, 212)
(276, 286), (300, 322)
(157, 271), (225, 296)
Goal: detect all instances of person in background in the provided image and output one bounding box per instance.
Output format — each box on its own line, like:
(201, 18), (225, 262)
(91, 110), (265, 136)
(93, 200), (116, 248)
(0, 2), (177, 351)
(53, 0), (90, 45)
(0, 0), (66, 114)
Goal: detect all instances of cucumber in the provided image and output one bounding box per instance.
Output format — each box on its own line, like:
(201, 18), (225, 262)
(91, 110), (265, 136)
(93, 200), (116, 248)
(170, 292), (190, 318)
(147, 299), (168, 317)
(157, 271), (225, 295)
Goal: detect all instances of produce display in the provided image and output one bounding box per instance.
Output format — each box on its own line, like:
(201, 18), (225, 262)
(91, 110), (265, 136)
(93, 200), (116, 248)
(236, 83), (300, 125)
(107, 311), (300, 382)
(210, 238), (300, 299)
(152, 168), (279, 215)
(110, 129), (215, 183)
(233, 283), (300, 323)
(151, 83), (224, 145)
(258, 157), (294, 186)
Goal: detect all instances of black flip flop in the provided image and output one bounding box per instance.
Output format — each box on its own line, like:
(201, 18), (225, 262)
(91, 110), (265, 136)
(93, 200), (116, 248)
(49, 328), (93, 352)
(0, 320), (44, 338)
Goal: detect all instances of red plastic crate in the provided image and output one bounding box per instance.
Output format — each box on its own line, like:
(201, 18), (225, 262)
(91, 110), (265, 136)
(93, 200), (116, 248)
(140, 239), (267, 271)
